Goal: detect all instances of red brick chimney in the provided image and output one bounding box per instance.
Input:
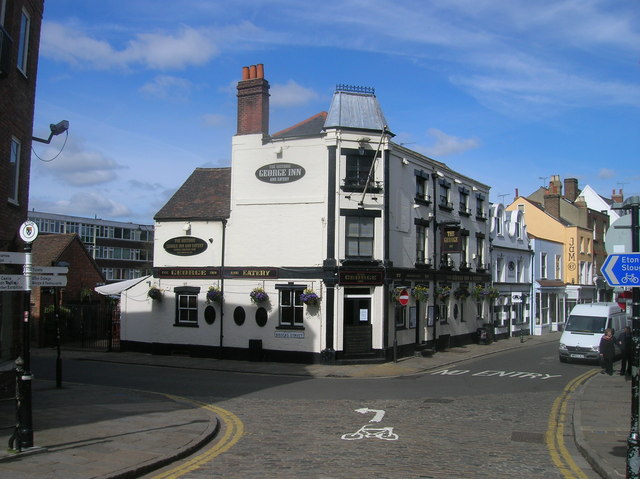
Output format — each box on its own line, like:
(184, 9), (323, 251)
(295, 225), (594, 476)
(611, 188), (624, 204)
(564, 178), (579, 202)
(237, 64), (269, 136)
(548, 175), (562, 195)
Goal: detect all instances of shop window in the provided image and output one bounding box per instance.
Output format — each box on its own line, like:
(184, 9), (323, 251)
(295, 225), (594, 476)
(174, 287), (200, 327)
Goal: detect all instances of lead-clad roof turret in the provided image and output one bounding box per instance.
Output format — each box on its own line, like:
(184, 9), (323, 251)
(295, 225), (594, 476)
(323, 85), (392, 135)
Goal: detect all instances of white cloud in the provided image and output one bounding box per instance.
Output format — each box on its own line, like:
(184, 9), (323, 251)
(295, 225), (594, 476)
(33, 192), (132, 219)
(35, 138), (124, 186)
(422, 128), (480, 157)
(140, 75), (194, 101)
(202, 113), (227, 127)
(41, 22), (217, 70)
(599, 168), (616, 179)
(270, 80), (319, 107)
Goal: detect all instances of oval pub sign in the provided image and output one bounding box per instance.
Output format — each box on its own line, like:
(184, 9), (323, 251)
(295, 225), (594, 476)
(163, 236), (208, 256)
(255, 163), (305, 184)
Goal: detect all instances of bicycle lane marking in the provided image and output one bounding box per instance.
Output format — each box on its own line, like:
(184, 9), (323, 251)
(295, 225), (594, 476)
(546, 368), (600, 479)
(149, 394), (244, 479)
(341, 408), (399, 441)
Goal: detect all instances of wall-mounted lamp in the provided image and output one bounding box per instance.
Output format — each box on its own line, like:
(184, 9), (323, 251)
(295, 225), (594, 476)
(33, 120), (69, 144)
(454, 179), (462, 184)
(402, 158), (409, 166)
(357, 137), (370, 155)
(182, 221), (191, 234)
(436, 171), (444, 178)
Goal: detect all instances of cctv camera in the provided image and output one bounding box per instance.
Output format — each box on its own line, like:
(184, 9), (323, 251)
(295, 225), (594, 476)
(49, 120), (69, 136)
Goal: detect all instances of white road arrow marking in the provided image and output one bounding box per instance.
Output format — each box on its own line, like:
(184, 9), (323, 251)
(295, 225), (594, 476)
(355, 408), (385, 423)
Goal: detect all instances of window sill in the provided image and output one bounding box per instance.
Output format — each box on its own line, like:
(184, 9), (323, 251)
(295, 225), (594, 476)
(276, 325), (305, 330)
(174, 323), (199, 328)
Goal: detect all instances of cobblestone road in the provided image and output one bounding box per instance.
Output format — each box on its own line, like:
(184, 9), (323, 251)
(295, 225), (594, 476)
(168, 391), (576, 479)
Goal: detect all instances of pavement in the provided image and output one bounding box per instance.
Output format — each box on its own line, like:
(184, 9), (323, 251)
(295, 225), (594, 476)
(0, 332), (631, 479)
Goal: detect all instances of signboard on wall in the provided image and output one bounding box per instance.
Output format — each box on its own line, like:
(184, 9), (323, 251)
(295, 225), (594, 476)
(442, 227), (461, 253)
(255, 163), (306, 184)
(163, 236), (208, 256)
(339, 270), (384, 285)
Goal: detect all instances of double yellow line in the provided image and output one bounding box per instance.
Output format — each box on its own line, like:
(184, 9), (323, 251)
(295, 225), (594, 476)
(150, 395), (244, 479)
(546, 368), (600, 479)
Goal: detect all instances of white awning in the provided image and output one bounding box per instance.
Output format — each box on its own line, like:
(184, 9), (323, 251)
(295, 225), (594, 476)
(95, 275), (151, 296)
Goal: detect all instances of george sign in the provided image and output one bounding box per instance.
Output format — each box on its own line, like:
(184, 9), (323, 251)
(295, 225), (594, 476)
(255, 163), (305, 184)
(441, 227), (461, 253)
(163, 236), (208, 256)
(154, 267), (220, 279)
(398, 289), (409, 306)
(339, 270), (384, 285)
(0, 251), (27, 264)
(601, 253), (640, 287)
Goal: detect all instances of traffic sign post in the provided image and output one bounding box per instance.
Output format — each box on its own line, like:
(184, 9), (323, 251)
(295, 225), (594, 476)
(613, 197), (640, 479)
(9, 221), (38, 451)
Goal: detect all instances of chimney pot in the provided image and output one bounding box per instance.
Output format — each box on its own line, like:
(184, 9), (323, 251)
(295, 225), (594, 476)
(249, 65), (257, 79)
(256, 64), (264, 79)
(242, 66), (249, 80)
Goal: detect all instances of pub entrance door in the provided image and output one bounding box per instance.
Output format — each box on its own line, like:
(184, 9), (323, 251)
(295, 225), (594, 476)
(343, 288), (372, 357)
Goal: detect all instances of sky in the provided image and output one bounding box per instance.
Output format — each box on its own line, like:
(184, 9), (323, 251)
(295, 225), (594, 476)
(29, 0), (640, 225)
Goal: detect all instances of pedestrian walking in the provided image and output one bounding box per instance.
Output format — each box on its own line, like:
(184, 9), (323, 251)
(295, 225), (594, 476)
(618, 325), (633, 376)
(599, 328), (616, 375)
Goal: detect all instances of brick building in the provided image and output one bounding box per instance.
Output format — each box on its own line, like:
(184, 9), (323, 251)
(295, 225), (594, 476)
(30, 234), (106, 347)
(0, 0), (45, 365)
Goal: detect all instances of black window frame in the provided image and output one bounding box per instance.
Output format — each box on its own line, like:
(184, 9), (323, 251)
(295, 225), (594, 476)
(174, 286), (200, 327)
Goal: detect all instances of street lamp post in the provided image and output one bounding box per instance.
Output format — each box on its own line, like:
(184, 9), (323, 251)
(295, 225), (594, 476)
(621, 196), (640, 479)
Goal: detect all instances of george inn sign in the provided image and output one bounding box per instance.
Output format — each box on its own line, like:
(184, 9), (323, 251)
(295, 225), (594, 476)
(255, 163), (306, 184)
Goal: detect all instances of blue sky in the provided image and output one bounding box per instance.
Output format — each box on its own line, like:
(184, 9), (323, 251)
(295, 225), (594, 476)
(29, 0), (640, 224)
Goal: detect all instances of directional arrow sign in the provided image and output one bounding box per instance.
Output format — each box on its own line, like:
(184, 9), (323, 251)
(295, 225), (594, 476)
(0, 251), (26, 264)
(0, 274), (67, 291)
(601, 253), (640, 287)
(29, 265), (69, 274)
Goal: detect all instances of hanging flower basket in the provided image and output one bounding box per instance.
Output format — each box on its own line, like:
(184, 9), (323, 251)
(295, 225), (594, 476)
(454, 286), (470, 300)
(300, 288), (320, 306)
(436, 286), (451, 301)
(411, 285), (429, 302)
(487, 287), (500, 300)
(148, 286), (162, 301)
(390, 287), (404, 302)
(250, 287), (269, 304)
(207, 286), (223, 304)
(471, 285), (488, 301)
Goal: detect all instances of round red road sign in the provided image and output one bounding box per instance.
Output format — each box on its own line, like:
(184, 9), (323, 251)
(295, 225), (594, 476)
(398, 289), (409, 306)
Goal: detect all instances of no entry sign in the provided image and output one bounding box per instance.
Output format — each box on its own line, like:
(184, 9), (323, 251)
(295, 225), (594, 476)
(398, 289), (409, 306)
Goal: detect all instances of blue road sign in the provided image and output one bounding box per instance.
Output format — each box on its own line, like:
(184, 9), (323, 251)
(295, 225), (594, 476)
(602, 253), (640, 287)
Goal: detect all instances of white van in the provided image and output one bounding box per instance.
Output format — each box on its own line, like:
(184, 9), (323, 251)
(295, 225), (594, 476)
(559, 302), (628, 363)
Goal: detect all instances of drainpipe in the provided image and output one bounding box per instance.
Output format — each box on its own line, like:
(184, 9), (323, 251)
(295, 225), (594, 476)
(219, 219), (227, 359)
(431, 172), (439, 350)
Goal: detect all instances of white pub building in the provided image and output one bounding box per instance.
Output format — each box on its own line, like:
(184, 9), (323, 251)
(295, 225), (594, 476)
(118, 64), (492, 363)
